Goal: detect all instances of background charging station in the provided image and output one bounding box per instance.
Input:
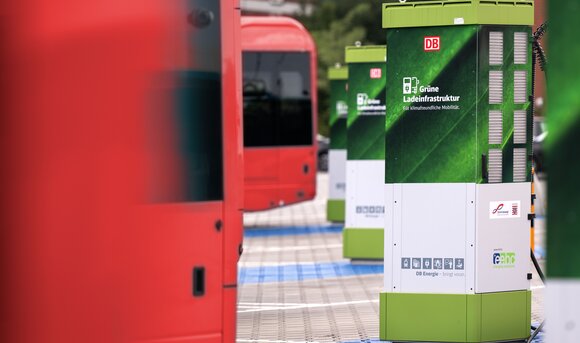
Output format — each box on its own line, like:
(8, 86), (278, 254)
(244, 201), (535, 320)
(380, 1), (535, 341)
(327, 65), (349, 222)
(343, 45), (387, 260)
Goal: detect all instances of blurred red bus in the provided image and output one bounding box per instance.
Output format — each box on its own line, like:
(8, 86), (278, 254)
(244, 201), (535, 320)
(241, 16), (318, 211)
(2, 1), (242, 342)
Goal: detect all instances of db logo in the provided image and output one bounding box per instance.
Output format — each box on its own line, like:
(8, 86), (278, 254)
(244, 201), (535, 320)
(424, 36), (440, 52)
(370, 68), (382, 79)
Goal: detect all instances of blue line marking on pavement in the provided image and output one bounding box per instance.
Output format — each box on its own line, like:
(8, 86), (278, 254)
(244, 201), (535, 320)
(239, 261), (383, 284)
(244, 224), (343, 238)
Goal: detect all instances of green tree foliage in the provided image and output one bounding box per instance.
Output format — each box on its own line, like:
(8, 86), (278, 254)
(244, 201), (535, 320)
(297, 1), (386, 136)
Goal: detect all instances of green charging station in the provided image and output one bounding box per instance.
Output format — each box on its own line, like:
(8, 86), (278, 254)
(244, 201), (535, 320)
(343, 45), (387, 260)
(380, 1), (534, 342)
(327, 65), (348, 223)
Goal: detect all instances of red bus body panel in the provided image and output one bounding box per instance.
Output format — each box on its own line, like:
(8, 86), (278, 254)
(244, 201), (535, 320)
(241, 16), (318, 211)
(2, 1), (242, 342)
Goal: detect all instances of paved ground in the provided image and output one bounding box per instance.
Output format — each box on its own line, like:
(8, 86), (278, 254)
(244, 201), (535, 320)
(239, 173), (546, 343)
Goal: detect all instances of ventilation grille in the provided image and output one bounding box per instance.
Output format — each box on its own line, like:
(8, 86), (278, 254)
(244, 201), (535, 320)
(513, 148), (527, 182)
(514, 110), (527, 144)
(489, 110), (503, 145)
(488, 149), (503, 183)
(514, 70), (527, 104)
(489, 32), (504, 65)
(514, 32), (528, 65)
(489, 71), (503, 104)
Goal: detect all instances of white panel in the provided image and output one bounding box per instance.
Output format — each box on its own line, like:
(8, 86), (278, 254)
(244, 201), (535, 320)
(475, 183), (531, 293)
(547, 280), (580, 342)
(488, 149), (503, 184)
(384, 184), (394, 291)
(513, 148), (528, 183)
(396, 183), (474, 294)
(392, 184), (402, 292)
(514, 110), (527, 144)
(489, 31), (504, 66)
(514, 70), (527, 104)
(514, 32), (528, 65)
(465, 185), (476, 294)
(344, 160), (385, 229)
(489, 110), (503, 145)
(328, 149), (347, 200)
(489, 71), (503, 104)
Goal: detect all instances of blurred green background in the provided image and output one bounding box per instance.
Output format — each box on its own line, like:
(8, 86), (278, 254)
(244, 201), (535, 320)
(296, 0), (386, 136)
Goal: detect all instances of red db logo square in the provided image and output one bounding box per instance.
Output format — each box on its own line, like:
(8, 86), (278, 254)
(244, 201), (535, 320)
(370, 68), (382, 79)
(424, 36), (440, 51)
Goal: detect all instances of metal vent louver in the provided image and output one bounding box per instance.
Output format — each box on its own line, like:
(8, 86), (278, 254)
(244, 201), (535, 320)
(489, 71), (503, 104)
(488, 149), (503, 183)
(514, 32), (528, 65)
(514, 70), (527, 104)
(489, 110), (503, 145)
(514, 110), (527, 144)
(489, 32), (504, 65)
(513, 148), (527, 182)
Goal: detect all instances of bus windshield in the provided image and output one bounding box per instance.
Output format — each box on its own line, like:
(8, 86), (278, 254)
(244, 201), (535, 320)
(243, 51), (313, 147)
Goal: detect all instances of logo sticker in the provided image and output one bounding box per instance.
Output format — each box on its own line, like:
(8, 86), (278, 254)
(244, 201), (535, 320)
(492, 251), (516, 268)
(490, 201), (521, 219)
(424, 36), (440, 52)
(403, 77), (420, 95)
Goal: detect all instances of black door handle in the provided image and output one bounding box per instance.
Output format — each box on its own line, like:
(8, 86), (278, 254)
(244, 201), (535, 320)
(193, 266), (205, 297)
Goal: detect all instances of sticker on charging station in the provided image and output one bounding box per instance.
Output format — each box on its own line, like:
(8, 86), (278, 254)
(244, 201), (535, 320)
(370, 68), (382, 79)
(424, 36), (440, 52)
(489, 201), (521, 219)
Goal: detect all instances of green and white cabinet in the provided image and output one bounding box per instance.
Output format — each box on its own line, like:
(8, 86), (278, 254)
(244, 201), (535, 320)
(343, 45), (387, 260)
(327, 66), (348, 222)
(380, 1), (535, 342)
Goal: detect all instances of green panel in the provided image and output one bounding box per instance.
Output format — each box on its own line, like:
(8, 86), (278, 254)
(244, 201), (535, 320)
(385, 25), (532, 184)
(328, 66), (348, 80)
(380, 293), (387, 339)
(526, 290), (532, 330)
(385, 25), (479, 183)
(380, 291), (531, 342)
(347, 62), (386, 161)
(342, 228), (383, 259)
(382, 1), (534, 29)
(466, 295), (482, 342)
(481, 291), (530, 341)
(383, 293), (468, 342)
(326, 199), (345, 222)
(329, 77), (348, 149)
(345, 46), (387, 64)
(547, 1), (580, 278)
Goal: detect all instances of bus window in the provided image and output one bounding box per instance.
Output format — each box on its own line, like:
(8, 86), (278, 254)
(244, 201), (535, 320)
(243, 52), (313, 148)
(173, 71), (223, 202)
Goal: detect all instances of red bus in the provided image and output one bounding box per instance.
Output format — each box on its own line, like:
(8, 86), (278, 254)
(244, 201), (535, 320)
(241, 16), (318, 211)
(2, 1), (242, 342)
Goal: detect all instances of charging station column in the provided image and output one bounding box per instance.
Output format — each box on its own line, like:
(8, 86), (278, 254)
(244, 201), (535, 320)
(327, 66), (348, 222)
(343, 45), (387, 260)
(380, 1), (535, 342)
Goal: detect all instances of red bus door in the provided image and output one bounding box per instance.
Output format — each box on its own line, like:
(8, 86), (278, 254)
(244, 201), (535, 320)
(131, 1), (242, 342)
